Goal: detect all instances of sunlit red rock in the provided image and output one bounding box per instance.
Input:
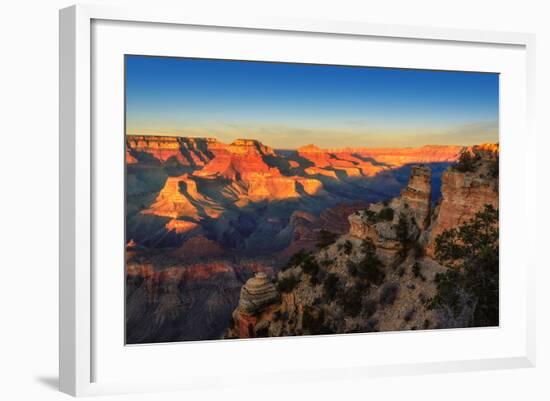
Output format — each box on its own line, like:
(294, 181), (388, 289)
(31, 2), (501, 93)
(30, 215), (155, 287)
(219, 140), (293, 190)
(126, 149), (138, 164)
(425, 152), (499, 257)
(164, 219), (199, 234)
(351, 145), (463, 166)
(304, 166), (338, 179)
(194, 139), (276, 181)
(142, 175), (199, 219)
(126, 135), (223, 165)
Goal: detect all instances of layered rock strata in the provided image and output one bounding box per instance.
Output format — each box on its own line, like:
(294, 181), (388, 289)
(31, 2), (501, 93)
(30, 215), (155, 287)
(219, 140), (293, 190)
(237, 272), (279, 314)
(227, 272), (280, 338)
(425, 145), (498, 257)
(400, 165), (432, 230)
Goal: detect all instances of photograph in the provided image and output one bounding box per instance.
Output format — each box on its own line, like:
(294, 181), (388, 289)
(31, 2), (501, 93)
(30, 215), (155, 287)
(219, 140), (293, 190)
(124, 55), (499, 344)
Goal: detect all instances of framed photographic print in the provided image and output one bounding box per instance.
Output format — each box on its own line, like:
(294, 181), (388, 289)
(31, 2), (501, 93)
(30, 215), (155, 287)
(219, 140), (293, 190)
(60, 4), (536, 397)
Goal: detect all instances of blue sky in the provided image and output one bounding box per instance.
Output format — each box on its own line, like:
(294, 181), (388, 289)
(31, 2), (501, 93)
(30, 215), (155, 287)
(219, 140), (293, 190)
(125, 55), (499, 148)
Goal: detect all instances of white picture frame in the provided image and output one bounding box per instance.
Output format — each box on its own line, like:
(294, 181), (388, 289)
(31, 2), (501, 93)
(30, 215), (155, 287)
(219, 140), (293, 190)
(59, 4), (536, 397)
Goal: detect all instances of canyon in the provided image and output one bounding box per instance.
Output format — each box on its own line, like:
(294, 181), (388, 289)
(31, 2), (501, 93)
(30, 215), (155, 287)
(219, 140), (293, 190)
(226, 144), (499, 338)
(125, 135), (495, 343)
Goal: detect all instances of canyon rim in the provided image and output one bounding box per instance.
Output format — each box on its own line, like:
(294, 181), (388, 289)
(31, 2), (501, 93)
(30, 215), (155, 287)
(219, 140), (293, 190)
(125, 56), (499, 344)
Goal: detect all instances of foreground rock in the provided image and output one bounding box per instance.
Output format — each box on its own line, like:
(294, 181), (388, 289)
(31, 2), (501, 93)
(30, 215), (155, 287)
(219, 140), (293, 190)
(227, 272), (280, 338)
(348, 165), (431, 264)
(424, 144), (499, 257)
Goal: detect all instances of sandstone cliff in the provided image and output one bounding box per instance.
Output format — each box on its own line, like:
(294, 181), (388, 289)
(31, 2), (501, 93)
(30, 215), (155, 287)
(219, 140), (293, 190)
(424, 144), (498, 257)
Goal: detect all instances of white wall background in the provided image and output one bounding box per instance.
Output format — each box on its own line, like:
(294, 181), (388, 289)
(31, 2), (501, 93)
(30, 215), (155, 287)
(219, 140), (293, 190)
(0, 0), (547, 399)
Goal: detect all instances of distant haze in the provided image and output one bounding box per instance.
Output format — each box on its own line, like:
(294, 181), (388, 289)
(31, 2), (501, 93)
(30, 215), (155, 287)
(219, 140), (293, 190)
(126, 56), (499, 149)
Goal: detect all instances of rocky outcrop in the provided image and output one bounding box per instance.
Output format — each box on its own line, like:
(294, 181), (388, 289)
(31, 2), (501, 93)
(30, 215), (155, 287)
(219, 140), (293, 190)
(228, 138), (276, 156)
(126, 135), (221, 165)
(142, 175), (199, 219)
(194, 139), (278, 182)
(164, 219), (199, 234)
(237, 272), (279, 314)
(141, 174), (223, 219)
(425, 145), (498, 257)
(400, 165), (432, 230)
(227, 272), (280, 338)
(348, 165), (431, 263)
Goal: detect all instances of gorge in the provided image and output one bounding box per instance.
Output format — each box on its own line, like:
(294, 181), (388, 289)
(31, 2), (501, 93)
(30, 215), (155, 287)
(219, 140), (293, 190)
(125, 135), (498, 343)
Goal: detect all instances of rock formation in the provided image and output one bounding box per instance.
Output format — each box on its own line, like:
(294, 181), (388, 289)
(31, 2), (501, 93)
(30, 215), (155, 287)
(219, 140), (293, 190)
(142, 175), (199, 219)
(237, 272), (279, 314)
(424, 144), (498, 257)
(227, 272), (280, 338)
(400, 165), (432, 230)
(348, 165), (431, 263)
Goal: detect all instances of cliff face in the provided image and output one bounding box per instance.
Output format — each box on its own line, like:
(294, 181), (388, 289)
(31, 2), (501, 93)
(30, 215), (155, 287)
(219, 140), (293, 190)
(142, 174), (200, 219)
(126, 135), (221, 165)
(424, 144), (498, 257)
(227, 272), (280, 338)
(400, 165), (432, 230)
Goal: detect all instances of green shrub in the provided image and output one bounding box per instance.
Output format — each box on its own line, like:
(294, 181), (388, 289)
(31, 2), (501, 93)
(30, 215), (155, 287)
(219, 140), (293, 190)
(255, 325), (269, 338)
(489, 156), (499, 178)
(357, 239), (385, 285)
(365, 210), (378, 223)
(377, 207), (394, 222)
(365, 318), (379, 332)
(396, 213), (409, 245)
(316, 230), (338, 249)
(302, 307), (332, 335)
(343, 286), (363, 317)
(277, 275), (298, 293)
(454, 151), (479, 173)
(379, 283), (399, 305)
(412, 262), (425, 281)
(431, 205), (499, 327)
(396, 213), (411, 257)
(404, 308), (415, 322)
(320, 259), (332, 267)
(363, 299), (377, 318)
(301, 256), (319, 276)
(343, 240), (353, 255)
(346, 260), (358, 277)
(283, 249), (310, 271)
(365, 207), (394, 224)
(323, 273), (340, 300)
(414, 242), (425, 258)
